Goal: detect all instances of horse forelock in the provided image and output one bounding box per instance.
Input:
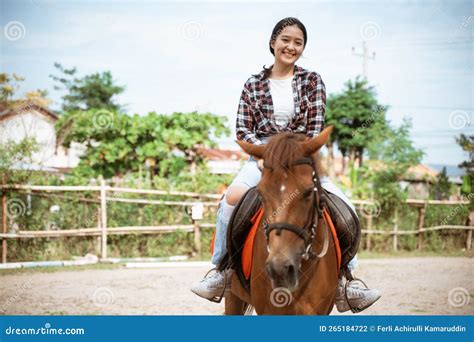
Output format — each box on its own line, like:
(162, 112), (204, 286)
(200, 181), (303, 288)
(264, 133), (304, 172)
(264, 133), (324, 176)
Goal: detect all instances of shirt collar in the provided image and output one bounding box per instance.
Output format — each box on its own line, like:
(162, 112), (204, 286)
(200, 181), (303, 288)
(255, 64), (305, 80)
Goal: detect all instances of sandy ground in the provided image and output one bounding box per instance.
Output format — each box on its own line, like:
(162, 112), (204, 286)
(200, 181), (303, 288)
(1, 257), (473, 315)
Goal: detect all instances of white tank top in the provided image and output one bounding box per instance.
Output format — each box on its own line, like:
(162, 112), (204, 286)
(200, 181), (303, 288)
(268, 77), (295, 127)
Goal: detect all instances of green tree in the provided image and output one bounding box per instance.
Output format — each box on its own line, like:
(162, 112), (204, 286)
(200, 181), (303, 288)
(0, 138), (39, 184)
(358, 118), (424, 212)
(456, 134), (473, 195)
(55, 110), (230, 180)
(431, 167), (451, 200)
(0, 73), (50, 107)
(50, 63), (125, 112)
(326, 76), (389, 172)
(0, 73), (24, 101)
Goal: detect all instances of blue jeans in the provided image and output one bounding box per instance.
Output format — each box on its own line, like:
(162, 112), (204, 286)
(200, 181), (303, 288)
(211, 155), (359, 272)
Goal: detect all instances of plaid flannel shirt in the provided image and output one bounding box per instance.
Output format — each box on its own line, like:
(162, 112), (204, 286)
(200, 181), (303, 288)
(236, 64), (326, 145)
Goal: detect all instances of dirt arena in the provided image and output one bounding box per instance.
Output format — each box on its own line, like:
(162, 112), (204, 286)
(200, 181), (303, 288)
(1, 257), (472, 315)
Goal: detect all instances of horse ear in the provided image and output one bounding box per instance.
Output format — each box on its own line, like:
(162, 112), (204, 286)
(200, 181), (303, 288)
(300, 126), (333, 156)
(235, 140), (266, 159)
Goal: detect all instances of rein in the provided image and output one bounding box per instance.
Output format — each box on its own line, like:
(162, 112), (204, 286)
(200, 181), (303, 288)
(261, 157), (325, 261)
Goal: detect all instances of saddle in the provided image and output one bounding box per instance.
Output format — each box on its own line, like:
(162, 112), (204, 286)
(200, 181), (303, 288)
(216, 186), (361, 292)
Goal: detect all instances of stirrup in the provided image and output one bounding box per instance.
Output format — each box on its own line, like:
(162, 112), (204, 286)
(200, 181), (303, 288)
(344, 277), (369, 313)
(203, 267), (229, 303)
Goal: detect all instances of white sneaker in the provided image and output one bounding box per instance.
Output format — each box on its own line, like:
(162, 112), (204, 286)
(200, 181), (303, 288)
(190, 268), (233, 300)
(335, 277), (381, 313)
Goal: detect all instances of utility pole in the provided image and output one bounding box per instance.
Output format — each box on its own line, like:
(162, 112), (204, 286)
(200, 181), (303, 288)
(352, 41), (376, 79)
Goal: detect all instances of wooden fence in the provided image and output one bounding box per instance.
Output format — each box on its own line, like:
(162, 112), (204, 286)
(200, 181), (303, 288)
(0, 183), (472, 263)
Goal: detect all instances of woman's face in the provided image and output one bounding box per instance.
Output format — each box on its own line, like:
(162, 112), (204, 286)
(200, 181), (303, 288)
(270, 24), (305, 66)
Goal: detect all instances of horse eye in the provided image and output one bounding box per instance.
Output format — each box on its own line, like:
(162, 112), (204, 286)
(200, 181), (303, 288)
(303, 189), (313, 199)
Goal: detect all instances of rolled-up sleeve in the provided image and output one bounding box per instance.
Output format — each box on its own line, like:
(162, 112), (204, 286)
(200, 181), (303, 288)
(236, 81), (264, 145)
(306, 73), (326, 138)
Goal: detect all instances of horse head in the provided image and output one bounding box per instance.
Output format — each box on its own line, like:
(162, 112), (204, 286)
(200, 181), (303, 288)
(236, 126), (333, 291)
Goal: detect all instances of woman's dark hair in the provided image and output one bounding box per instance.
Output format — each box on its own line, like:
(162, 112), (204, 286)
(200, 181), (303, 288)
(262, 17), (308, 79)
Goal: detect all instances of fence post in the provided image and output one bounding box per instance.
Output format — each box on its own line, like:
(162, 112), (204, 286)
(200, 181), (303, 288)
(366, 214), (372, 251)
(193, 220), (201, 254)
(100, 178), (108, 260)
(416, 202), (427, 250)
(393, 207), (398, 252)
(2, 191), (7, 263)
(96, 204), (102, 256)
(467, 209), (473, 250)
(191, 203), (203, 254)
(467, 230), (472, 250)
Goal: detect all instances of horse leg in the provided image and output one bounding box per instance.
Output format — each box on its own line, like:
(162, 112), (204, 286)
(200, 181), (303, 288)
(224, 291), (250, 315)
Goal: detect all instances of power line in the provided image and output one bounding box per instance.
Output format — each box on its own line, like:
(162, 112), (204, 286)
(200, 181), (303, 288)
(390, 105), (474, 111)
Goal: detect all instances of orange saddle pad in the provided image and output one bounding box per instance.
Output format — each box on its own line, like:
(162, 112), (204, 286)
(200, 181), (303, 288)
(210, 206), (342, 280)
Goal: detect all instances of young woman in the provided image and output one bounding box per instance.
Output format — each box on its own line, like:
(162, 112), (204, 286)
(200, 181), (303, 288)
(191, 17), (380, 313)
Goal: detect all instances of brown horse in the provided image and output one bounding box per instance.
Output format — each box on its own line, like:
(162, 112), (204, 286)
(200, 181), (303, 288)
(225, 126), (339, 315)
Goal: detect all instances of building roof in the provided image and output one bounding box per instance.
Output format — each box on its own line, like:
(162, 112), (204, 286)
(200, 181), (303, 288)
(0, 101), (58, 122)
(405, 164), (439, 182)
(197, 147), (247, 161)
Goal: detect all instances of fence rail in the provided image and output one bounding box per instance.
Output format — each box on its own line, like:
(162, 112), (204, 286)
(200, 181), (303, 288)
(1, 183), (472, 263)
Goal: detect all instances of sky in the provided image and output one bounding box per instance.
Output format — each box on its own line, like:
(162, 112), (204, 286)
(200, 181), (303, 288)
(1, 0), (473, 167)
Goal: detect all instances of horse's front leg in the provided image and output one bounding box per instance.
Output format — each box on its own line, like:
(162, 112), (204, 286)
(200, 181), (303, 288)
(224, 290), (249, 315)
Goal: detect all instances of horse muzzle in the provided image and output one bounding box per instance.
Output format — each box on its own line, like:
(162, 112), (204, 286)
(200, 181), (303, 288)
(265, 255), (300, 291)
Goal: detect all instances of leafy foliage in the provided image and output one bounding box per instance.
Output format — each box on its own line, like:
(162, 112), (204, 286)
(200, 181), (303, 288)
(55, 109), (230, 180)
(456, 134), (473, 196)
(0, 73), (24, 101)
(356, 118), (424, 213)
(326, 76), (389, 165)
(0, 138), (39, 184)
(50, 63), (125, 112)
(430, 167), (452, 200)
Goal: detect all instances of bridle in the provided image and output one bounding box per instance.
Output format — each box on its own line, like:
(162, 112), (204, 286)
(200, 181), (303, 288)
(261, 157), (325, 261)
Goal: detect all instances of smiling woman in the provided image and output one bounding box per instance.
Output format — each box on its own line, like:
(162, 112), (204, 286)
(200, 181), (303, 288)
(265, 17), (307, 80)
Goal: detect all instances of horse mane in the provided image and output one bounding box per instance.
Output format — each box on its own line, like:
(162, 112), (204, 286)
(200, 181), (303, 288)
(264, 133), (325, 176)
